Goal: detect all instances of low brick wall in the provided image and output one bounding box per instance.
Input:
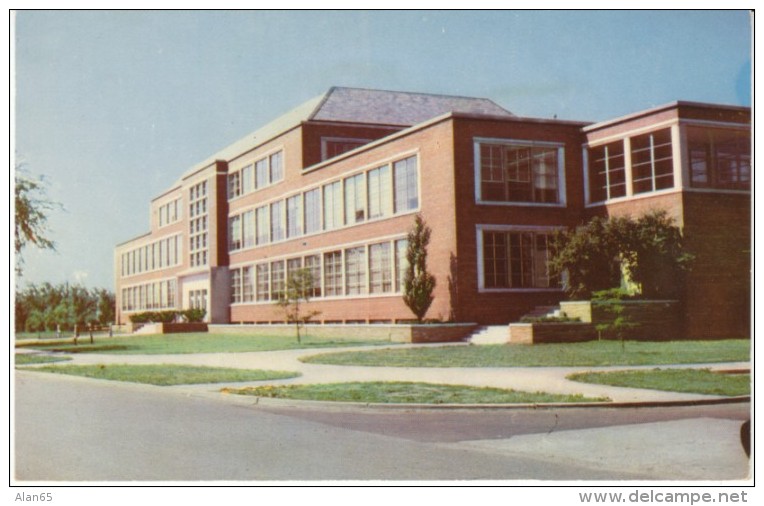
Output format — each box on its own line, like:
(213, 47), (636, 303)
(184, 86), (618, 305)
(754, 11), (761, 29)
(561, 300), (681, 341)
(509, 322), (597, 344)
(129, 322), (208, 334)
(163, 323), (208, 334)
(209, 323), (478, 343)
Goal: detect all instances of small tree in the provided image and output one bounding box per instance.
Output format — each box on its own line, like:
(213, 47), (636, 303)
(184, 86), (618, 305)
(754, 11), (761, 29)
(403, 215), (436, 322)
(276, 267), (321, 343)
(592, 288), (639, 351)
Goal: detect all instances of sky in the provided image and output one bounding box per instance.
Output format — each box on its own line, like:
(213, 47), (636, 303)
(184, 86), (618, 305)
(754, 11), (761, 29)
(12, 10), (752, 292)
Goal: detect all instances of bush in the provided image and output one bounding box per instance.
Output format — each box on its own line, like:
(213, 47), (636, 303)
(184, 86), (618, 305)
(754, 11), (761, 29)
(129, 310), (178, 324)
(180, 308), (206, 323)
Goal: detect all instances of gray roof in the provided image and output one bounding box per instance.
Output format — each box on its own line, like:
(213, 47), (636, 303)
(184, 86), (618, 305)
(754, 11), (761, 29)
(310, 87), (514, 126)
(176, 87), (513, 183)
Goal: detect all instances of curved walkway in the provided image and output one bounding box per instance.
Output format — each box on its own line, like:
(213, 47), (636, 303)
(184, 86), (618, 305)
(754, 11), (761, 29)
(18, 344), (751, 405)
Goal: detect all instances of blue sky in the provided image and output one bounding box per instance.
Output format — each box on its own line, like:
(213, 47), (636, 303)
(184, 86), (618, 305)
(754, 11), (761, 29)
(13, 10), (752, 291)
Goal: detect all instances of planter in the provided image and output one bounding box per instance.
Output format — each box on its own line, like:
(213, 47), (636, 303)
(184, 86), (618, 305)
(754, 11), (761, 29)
(509, 322), (597, 344)
(560, 299), (681, 341)
(209, 323), (478, 343)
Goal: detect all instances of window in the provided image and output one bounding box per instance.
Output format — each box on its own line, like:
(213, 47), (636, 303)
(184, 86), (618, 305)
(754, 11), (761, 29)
(687, 126), (750, 191)
(588, 141), (626, 202)
(344, 173), (366, 225)
(228, 171), (241, 199)
(304, 188), (321, 234)
(323, 251), (343, 296)
(477, 141), (562, 204)
(304, 254), (321, 297)
(270, 261), (285, 300)
(393, 155), (418, 212)
(344, 246), (367, 295)
(270, 151), (284, 183)
(631, 128), (674, 194)
(255, 158), (269, 189)
(242, 266), (254, 302)
(323, 181), (343, 231)
(256, 206), (269, 245)
(287, 195), (302, 238)
(368, 165), (391, 219)
(482, 230), (557, 289)
(231, 268), (242, 303)
(270, 201), (284, 242)
(322, 138), (369, 160)
(242, 210), (255, 248)
(395, 239), (408, 293)
(287, 257), (303, 277)
(241, 164), (254, 194)
(369, 242), (392, 294)
(229, 215), (242, 251)
(256, 264), (270, 302)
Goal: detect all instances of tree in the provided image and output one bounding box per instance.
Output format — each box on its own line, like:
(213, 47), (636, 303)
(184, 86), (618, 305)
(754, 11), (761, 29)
(276, 268), (321, 343)
(549, 211), (692, 300)
(14, 165), (59, 275)
(549, 217), (622, 299)
(402, 215), (436, 322)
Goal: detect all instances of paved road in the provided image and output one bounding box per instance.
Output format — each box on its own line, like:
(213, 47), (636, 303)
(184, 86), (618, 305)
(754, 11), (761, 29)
(13, 370), (750, 482)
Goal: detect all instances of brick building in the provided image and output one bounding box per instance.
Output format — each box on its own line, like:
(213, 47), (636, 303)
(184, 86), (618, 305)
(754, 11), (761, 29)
(114, 87), (751, 338)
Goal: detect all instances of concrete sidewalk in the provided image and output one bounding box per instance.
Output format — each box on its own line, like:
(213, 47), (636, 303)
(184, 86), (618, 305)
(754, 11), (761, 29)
(18, 343), (751, 405)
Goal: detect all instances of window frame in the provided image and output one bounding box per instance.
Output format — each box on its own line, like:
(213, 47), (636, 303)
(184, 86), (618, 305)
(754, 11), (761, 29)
(474, 137), (566, 207)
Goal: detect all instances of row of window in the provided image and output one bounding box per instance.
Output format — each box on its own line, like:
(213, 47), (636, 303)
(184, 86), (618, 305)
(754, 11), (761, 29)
(228, 155), (419, 252)
(120, 234), (183, 278)
(230, 239), (409, 304)
(227, 150), (284, 200)
(121, 279), (177, 312)
(588, 126), (750, 203)
(189, 181), (209, 268)
(157, 197), (183, 228)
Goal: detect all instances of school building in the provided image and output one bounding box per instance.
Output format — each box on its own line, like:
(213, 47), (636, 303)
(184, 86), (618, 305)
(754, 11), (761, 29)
(114, 87), (751, 339)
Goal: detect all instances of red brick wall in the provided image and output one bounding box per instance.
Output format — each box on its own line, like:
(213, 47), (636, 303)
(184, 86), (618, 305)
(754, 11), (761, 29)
(448, 116), (589, 324)
(681, 192), (751, 338)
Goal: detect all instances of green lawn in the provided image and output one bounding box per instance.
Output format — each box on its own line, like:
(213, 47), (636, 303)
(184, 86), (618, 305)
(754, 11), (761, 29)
(567, 368), (751, 397)
(223, 381), (610, 404)
(15, 353), (72, 365)
(22, 363), (300, 386)
(19, 332), (391, 355)
(301, 339), (750, 368)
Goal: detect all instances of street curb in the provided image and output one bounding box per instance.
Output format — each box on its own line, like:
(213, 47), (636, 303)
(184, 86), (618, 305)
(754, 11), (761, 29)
(217, 391), (751, 411)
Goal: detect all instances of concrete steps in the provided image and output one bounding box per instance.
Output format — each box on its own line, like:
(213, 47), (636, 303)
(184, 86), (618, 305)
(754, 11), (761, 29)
(468, 325), (509, 345)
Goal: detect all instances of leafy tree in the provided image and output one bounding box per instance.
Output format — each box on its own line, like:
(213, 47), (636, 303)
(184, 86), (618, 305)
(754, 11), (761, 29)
(403, 215), (436, 322)
(15, 283), (115, 333)
(15, 165), (60, 275)
(549, 217), (622, 299)
(276, 267), (321, 343)
(550, 211), (692, 300)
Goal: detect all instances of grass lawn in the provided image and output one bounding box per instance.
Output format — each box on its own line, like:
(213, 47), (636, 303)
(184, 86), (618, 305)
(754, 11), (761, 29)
(19, 332), (391, 355)
(301, 339), (750, 368)
(567, 368), (751, 397)
(22, 363), (300, 386)
(15, 353), (72, 365)
(223, 381), (610, 404)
